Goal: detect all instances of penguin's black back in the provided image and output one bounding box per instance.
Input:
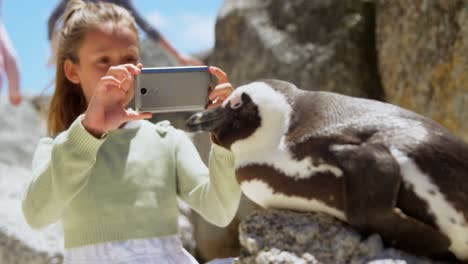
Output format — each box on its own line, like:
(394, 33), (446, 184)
(284, 89), (468, 221)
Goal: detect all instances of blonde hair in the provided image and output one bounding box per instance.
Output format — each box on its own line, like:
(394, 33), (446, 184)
(47, 0), (139, 136)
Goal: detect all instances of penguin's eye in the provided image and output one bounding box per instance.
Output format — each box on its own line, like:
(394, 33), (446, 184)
(232, 102), (242, 109)
(229, 94), (243, 109)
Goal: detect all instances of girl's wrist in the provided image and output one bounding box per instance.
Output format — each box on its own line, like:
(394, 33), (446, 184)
(82, 116), (107, 139)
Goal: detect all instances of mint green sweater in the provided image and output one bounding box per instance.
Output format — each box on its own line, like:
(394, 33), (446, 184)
(22, 115), (241, 248)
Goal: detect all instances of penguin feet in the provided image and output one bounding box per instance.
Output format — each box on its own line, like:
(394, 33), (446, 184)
(369, 207), (450, 256)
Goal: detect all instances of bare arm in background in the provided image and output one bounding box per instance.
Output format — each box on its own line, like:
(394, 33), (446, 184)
(0, 14), (21, 105)
(114, 0), (202, 65)
(47, 0), (67, 41)
(47, 0), (202, 65)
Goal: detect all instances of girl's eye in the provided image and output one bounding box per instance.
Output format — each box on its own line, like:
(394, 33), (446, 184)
(124, 56), (137, 64)
(97, 57), (110, 65)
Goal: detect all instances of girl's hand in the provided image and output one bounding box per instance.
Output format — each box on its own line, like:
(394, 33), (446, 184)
(207, 66), (233, 109)
(82, 63), (152, 138)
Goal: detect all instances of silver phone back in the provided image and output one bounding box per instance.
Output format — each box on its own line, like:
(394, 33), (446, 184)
(135, 66), (211, 113)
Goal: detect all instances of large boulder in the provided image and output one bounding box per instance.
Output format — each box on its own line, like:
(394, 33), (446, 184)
(211, 0), (383, 99)
(202, 0), (385, 260)
(376, 0), (468, 142)
(236, 210), (455, 264)
(0, 98), (63, 263)
(139, 38), (179, 67)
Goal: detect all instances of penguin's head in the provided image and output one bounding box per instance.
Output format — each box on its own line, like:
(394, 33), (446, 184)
(186, 80), (295, 153)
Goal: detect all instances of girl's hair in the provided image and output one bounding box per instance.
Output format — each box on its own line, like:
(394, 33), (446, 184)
(47, 0), (139, 136)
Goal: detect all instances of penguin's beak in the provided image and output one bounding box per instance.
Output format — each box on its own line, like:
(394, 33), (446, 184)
(186, 106), (225, 132)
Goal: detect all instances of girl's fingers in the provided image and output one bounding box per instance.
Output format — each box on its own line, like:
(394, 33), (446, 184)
(125, 109), (152, 121)
(208, 83), (234, 100)
(209, 90), (231, 102)
(214, 82), (232, 90)
(206, 67), (233, 108)
(208, 66), (229, 84)
(208, 83), (233, 101)
(207, 93), (230, 109)
(107, 67), (131, 85)
(98, 76), (121, 92)
(136, 63), (143, 71)
(207, 100), (223, 109)
(108, 64), (140, 81)
(98, 76), (128, 103)
(107, 65), (139, 92)
(122, 63), (141, 75)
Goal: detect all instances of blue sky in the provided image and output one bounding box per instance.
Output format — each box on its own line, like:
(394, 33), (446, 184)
(1, 0), (224, 96)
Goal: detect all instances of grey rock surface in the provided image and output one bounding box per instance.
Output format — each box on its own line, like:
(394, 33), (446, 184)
(0, 98), (64, 263)
(139, 38), (179, 67)
(211, 0), (383, 100)
(236, 210), (455, 264)
(376, 0), (468, 142)
(205, 0), (386, 260)
(0, 98), (45, 168)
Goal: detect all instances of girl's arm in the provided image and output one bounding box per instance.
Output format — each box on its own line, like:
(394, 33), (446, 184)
(23, 63), (150, 229)
(22, 116), (105, 229)
(0, 20), (21, 105)
(176, 66), (240, 226)
(175, 130), (241, 227)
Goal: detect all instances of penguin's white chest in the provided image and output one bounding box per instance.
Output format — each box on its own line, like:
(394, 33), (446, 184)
(240, 179), (346, 221)
(234, 146), (346, 220)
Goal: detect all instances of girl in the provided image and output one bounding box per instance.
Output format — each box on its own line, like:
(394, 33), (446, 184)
(22, 1), (240, 263)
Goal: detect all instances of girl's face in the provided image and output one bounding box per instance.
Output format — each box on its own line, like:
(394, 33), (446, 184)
(65, 22), (139, 104)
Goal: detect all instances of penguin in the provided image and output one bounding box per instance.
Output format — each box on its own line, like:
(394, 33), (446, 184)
(186, 79), (468, 262)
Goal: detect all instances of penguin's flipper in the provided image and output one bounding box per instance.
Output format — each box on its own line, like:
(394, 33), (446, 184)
(331, 143), (450, 255)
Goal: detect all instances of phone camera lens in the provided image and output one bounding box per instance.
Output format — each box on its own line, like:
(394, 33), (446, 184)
(140, 88), (147, 95)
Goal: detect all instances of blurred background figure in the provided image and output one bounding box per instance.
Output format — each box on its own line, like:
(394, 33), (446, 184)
(48, 0), (202, 66)
(0, 0), (21, 105)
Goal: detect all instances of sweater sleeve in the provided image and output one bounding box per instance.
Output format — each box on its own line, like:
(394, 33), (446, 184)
(175, 130), (241, 227)
(22, 115), (105, 229)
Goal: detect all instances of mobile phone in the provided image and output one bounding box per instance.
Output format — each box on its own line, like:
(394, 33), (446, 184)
(134, 66), (212, 113)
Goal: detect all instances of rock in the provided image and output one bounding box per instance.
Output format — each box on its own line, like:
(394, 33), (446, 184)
(30, 96), (50, 121)
(236, 210), (455, 264)
(376, 0), (468, 142)
(191, 194), (262, 261)
(0, 98), (45, 167)
(211, 0), (383, 100)
(206, 257), (237, 264)
(139, 38), (179, 67)
(0, 230), (62, 264)
(205, 0), (384, 260)
(0, 98), (64, 263)
(178, 199), (197, 255)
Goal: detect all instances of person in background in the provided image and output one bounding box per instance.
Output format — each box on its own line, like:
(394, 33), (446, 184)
(48, 0), (202, 66)
(22, 1), (240, 263)
(0, 0), (21, 105)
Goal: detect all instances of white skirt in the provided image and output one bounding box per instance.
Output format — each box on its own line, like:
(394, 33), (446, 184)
(63, 235), (198, 264)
